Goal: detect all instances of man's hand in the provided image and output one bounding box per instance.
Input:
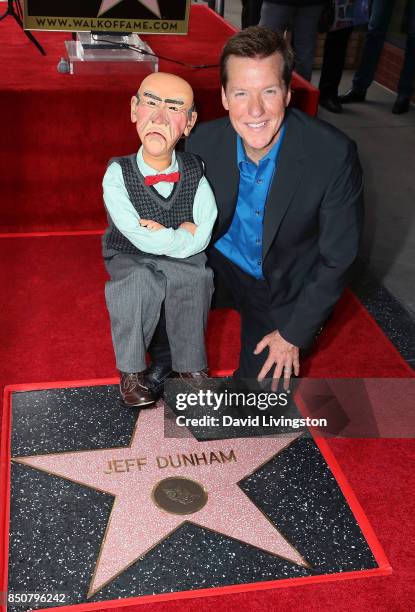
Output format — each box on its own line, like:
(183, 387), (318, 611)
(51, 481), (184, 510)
(254, 330), (300, 390)
(179, 221), (197, 235)
(139, 219), (166, 231)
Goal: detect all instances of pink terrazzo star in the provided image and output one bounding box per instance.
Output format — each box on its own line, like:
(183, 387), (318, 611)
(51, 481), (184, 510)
(98, 0), (161, 18)
(14, 404), (307, 597)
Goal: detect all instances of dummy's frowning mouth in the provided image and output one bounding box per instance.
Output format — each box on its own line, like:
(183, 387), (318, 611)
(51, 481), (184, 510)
(145, 131), (167, 141)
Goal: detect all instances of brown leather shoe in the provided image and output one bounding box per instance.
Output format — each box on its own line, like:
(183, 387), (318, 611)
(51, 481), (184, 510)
(119, 371), (155, 408)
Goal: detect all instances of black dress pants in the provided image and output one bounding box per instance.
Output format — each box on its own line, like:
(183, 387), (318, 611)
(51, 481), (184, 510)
(318, 26), (353, 98)
(207, 0), (262, 27)
(149, 247), (278, 380)
(207, 247), (279, 379)
(241, 0), (263, 28)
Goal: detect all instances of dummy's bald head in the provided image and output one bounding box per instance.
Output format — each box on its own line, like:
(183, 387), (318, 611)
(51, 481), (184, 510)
(137, 72), (195, 118)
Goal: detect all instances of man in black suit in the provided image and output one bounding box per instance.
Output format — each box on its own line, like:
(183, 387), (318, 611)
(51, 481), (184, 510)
(146, 26), (363, 391)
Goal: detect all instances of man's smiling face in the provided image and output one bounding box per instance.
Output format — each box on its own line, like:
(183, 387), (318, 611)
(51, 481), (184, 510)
(131, 72), (197, 169)
(221, 53), (291, 163)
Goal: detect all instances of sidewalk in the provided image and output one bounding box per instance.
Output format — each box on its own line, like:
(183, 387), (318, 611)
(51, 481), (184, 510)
(314, 70), (415, 322)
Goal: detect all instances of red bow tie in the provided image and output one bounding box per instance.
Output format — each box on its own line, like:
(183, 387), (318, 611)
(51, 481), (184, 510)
(144, 171), (180, 186)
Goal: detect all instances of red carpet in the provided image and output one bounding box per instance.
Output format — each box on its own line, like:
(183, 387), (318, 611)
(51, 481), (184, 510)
(1, 6), (414, 609)
(1, 234), (414, 611)
(0, 234), (412, 386)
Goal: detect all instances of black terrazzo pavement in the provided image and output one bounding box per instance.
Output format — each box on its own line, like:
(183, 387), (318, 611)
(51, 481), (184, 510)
(7, 385), (378, 610)
(351, 259), (415, 367)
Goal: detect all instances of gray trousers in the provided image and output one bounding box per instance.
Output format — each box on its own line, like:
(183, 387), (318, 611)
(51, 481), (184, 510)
(104, 252), (213, 373)
(259, 3), (324, 81)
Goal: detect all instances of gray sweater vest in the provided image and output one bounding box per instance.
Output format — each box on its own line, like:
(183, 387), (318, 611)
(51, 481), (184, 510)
(103, 151), (203, 256)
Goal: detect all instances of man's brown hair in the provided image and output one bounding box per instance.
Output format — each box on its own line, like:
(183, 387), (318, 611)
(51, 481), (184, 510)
(220, 26), (294, 90)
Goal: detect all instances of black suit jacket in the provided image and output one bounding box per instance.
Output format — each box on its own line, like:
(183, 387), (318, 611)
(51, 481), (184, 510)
(186, 108), (363, 348)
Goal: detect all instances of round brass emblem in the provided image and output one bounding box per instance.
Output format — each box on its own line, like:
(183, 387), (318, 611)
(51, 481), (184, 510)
(152, 476), (208, 515)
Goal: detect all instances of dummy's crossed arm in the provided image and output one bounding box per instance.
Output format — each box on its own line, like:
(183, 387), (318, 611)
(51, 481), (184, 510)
(139, 218), (197, 235)
(103, 161), (217, 259)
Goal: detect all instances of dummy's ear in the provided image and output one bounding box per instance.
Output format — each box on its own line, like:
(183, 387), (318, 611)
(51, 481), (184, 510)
(183, 111), (198, 137)
(131, 95), (139, 123)
(221, 86), (229, 111)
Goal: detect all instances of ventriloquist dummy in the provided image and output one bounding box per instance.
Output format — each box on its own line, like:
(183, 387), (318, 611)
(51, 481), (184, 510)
(102, 72), (217, 408)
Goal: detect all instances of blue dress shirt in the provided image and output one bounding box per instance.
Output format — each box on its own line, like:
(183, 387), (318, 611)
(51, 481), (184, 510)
(215, 125), (286, 279)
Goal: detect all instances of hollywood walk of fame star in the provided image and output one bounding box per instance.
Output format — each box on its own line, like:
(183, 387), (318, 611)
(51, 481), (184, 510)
(98, 0), (161, 18)
(13, 404), (309, 598)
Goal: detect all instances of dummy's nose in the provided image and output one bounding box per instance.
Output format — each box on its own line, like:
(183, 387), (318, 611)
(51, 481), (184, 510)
(152, 104), (170, 124)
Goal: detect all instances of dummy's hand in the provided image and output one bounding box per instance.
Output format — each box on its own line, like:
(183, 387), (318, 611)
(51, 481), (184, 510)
(254, 330), (300, 390)
(179, 222), (197, 236)
(139, 219), (166, 231)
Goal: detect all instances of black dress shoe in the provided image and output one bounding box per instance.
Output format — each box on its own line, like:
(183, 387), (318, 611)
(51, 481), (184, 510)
(119, 371), (155, 408)
(338, 88), (367, 104)
(392, 95), (410, 114)
(172, 369), (209, 390)
(145, 362), (173, 400)
(173, 369), (209, 380)
(319, 96), (343, 114)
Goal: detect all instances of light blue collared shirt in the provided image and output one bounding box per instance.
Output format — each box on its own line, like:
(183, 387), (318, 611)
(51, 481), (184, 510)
(215, 125), (286, 279)
(103, 147), (217, 259)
